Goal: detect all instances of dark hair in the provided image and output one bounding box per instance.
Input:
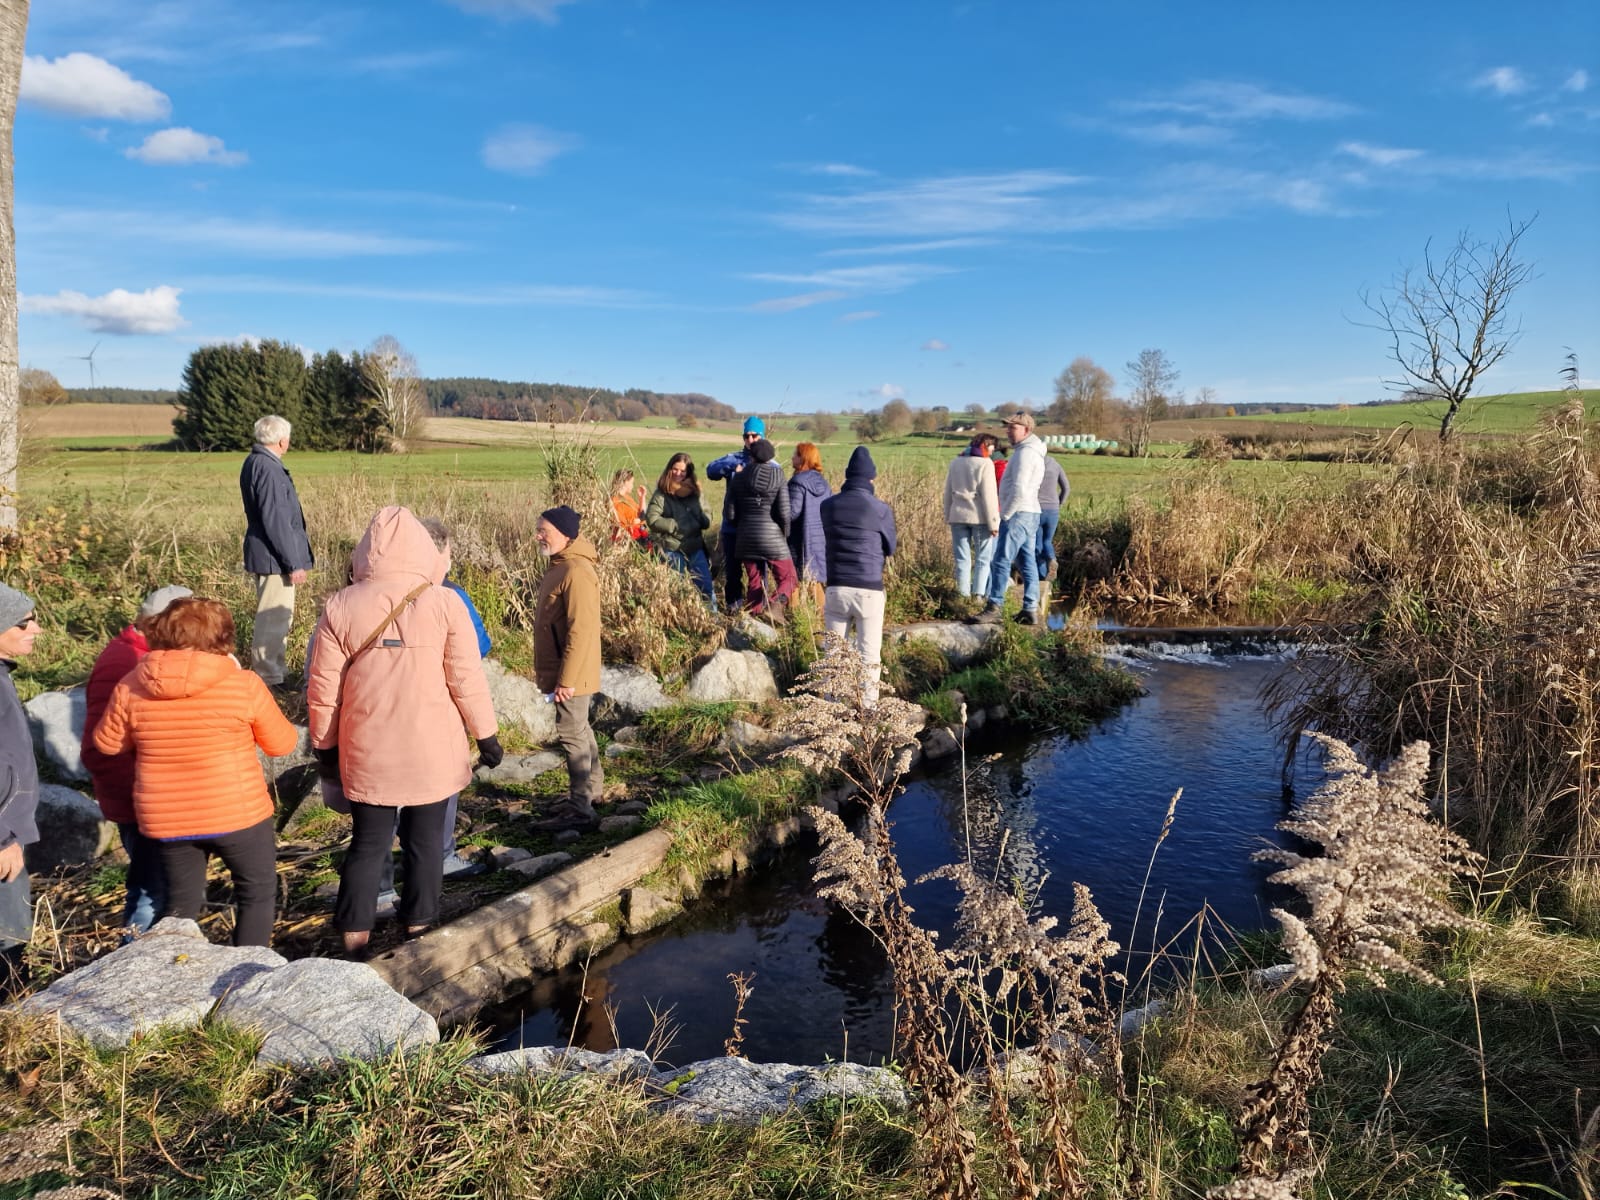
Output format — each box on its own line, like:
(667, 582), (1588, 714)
(749, 438), (776, 464)
(657, 452), (700, 496)
(146, 597), (236, 656)
(419, 516), (450, 552)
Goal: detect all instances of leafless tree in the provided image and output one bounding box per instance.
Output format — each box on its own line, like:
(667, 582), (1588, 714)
(1360, 214), (1536, 442)
(1124, 348), (1180, 457)
(0, 0), (29, 529)
(809, 412), (838, 441)
(1049, 355), (1116, 436)
(362, 334), (428, 448)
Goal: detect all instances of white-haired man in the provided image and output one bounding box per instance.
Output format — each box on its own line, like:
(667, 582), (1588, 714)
(240, 414), (314, 686)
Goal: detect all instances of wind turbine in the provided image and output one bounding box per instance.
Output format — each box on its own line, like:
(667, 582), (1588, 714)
(74, 342), (101, 389)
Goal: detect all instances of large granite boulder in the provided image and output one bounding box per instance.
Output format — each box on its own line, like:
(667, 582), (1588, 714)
(20, 919), (283, 1047)
(468, 1045), (655, 1081)
(886, 623), (999, 669)
(23, 687), (89, 782)
(684, 649), (777, 704)
(214, 957), (438, 1066)
(475, 751), (563, 787)
(483, 659), (558, 744)
(596, 665), (671, 720)
(26, 784), (116, 873)
(659, 1057), (908, 1124)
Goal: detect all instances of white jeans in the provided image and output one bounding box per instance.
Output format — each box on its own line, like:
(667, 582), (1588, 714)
(823, 585), (887, 705)
(251, 573), (296, 685)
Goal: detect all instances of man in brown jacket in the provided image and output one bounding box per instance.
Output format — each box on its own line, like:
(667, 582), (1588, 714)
(531, 506), (604, 831)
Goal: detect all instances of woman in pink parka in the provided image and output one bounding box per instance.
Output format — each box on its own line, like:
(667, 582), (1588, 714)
(307, 505), (501, 959)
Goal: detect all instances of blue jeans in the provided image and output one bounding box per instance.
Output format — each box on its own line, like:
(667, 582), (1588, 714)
(663, 548), (717, 607)
(0, 863), (30, 953)
(1035, 508), (1060, 579)
(118, 822), (168, 934)
(986, 510), (1042, 613)
(950, 524), (996, 597)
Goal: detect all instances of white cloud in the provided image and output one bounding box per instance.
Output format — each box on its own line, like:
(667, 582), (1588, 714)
(125, 127), (247, 166)
(20, 52), (170, 121)
(751, 290), (848, 313)
(1475, 66), (1528, 95)
(1565, 69), (1590, 93)
(23, 285), (184, 334)
(839, 311), (880, 322)
(1274, 179), (1338, 214)
(189, 274), (652, 308)
(1338, 141), (1423, 166)
(868, 384), (904, 400)
(823, 237), (993, 257)
(922, 338), (949, 351)
(748, 263), (950, 292)
(482, 123), (579, 175)
(779, 170), (1087, 237)
(352, 50), (461, 73)
(1118, 120), (1235, 145)
(448, 0), (581, 22)
(24, 206), (455, 258)
(1527, 112), (1556, 128)
(1126, 80), (1356, 122)
(810, 162), (875, 176)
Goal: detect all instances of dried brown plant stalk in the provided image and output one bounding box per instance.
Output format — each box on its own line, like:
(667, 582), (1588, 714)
(1234, 735), (1481, 1178)
(723, 972), (753, 1058)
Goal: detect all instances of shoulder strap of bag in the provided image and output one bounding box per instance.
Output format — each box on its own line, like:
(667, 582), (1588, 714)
(334, 581), (432, 708)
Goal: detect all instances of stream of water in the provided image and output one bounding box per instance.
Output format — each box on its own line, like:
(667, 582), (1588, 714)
(489, 648), (1319, 1067)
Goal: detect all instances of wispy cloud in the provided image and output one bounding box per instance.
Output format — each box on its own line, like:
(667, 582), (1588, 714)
(809, 162), (875, 177)
(125, 127), (247, 166)
(23, 284), (185, 334)
(747, 263), (950, 291)
(921, 338), (949, 351)
(750, 289), (849, 313)
(864, 383), (904, 400)
(778, 170), (1087, 237)
(20, 53), (170, 121)
(1474, 66), (1528, 95)
(188, 275), (652, 308)
(481, 123), (579, 175)
(1338, 141), (1423, 166)
(822, 237), (994, 257)
(1123, 80), (1356, 122)
(352, 49), (461, 73)
(1565, 69), (1590, 93)
(447, 0), (582, 22)
(23, 206), (455, 258)
(839, 310), (880, 322)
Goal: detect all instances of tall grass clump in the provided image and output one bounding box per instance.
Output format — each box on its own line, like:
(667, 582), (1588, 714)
(1269, 399), (1600, 925)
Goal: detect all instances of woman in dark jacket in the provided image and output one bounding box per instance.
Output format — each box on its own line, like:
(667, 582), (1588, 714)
(786, 442), (831, 596)
(727, 438), (797, 618)
(645, 453), (716, 607)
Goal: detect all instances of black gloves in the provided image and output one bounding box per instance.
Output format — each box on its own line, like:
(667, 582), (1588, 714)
(476, 735), (504, 770)
(313, 745), (340, 779)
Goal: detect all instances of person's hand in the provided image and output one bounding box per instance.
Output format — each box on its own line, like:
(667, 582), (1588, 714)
(313, 745), (340, 780)
(553, 685), (575, 703)
(289, 568), (309, 586)
(476, 735), (504, 770)
(0, 841), (24, 883)
(988, 530), (998, 539)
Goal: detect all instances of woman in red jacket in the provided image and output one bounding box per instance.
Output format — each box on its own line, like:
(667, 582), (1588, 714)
(92, 598), (298, 946)
(79, 585), (191, 936)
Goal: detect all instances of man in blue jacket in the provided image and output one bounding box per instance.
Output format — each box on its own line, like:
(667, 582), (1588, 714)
(706, 415), (767, 609)
(0, 583), (41, 994)
(819, 447), (897, 705)
(240, 414), (314, 687)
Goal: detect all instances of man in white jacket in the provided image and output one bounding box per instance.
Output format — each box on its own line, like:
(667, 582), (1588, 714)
(966, 411), (1047, 625)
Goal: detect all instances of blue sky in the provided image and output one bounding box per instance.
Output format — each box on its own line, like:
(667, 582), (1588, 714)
(14, 0), (1600, 412)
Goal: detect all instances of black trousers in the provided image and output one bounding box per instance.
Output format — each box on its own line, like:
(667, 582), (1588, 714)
(159, 817), (278, 947)
(336, 799), (447, 934)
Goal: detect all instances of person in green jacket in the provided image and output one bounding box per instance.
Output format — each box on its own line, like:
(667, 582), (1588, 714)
(645, 453), (716, 608)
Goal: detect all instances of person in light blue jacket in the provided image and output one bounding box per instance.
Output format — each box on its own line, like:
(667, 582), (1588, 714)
(706, 415), (767, 608)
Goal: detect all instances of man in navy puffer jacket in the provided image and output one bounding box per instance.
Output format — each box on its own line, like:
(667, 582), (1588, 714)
(819, 447), (896, 704)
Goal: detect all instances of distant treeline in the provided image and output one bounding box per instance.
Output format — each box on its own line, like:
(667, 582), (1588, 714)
(66, 387), (180, 405)
(426, 378), (735, 424)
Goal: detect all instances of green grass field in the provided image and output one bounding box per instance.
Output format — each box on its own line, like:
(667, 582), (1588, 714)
(1202, 388), (1598, 436)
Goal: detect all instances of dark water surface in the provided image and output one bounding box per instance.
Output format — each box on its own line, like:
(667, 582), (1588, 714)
(489, 653), (1317, 1067)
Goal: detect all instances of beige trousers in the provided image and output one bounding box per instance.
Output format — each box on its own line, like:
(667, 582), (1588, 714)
(251, 573), (296, 685)
(823, 585), (887, 705)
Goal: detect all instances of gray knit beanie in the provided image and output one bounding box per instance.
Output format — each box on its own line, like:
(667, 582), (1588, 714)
(137, 585), (193, 621)
(0, 582), (35, 631)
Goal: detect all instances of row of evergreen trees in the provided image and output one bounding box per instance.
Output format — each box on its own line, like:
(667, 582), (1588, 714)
(173, 340), (392, 452)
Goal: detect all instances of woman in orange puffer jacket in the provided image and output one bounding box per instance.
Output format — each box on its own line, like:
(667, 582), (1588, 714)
(92, 597), (298, 946)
